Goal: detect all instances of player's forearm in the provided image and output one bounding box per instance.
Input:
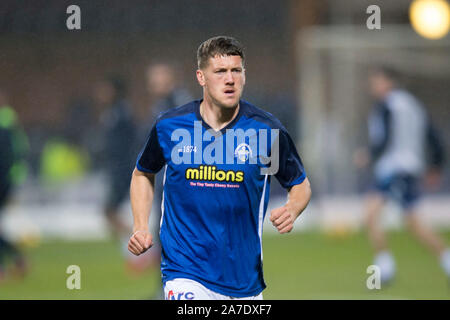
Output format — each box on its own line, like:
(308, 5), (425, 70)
(286, 177), (311, 219)
(130, 168), (155, 232)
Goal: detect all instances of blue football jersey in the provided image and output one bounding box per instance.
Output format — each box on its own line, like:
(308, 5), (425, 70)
(136, 99), (306, 297)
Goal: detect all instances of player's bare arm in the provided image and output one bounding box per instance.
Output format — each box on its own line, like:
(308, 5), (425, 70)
(270, 177), (311, 234)
(128, 168), (155, 255)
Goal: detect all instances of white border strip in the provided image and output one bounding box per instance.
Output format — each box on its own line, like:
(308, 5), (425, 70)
(159, 165), (168, 229)
(258, 174), (268, 261)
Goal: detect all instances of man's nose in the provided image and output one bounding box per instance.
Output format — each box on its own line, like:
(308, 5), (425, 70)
(225, 71), (234, 84)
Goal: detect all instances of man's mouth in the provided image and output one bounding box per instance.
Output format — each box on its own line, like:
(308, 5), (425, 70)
(224, 89), (235, 95)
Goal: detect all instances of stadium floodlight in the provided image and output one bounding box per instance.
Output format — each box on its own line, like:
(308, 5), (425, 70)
(410, 0), (450, 39)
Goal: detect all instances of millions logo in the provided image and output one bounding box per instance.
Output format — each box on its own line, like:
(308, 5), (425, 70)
(185, 165), (244, 182)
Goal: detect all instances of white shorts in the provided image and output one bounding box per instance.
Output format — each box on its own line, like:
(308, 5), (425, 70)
(164, 278), (263, 300)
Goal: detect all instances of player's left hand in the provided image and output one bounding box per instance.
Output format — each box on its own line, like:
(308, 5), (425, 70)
(270, 206), (295, 234)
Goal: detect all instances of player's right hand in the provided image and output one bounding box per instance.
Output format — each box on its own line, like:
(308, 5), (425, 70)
(128, 230), (153, 256)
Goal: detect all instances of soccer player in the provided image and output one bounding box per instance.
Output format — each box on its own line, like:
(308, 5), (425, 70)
(0, 89), (28, 280)
(143, 62), (193, 252)
(130, 63), (193, 289)
(95, 75), (137, 246)
(128, 36), (311, 299)
(364, 66), (450, 284)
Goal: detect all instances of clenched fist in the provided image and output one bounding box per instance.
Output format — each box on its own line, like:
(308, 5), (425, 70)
(128, 230), (153, 255)
(270, 206), (295, 234)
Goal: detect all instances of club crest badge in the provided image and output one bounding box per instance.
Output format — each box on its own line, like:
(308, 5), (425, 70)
(234, 143), (253, 162)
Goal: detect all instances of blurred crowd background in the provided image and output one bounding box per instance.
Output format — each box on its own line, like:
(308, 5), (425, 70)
(1, 0), (449, 298)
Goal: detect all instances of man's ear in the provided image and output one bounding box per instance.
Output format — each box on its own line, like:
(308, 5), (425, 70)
(196, 69), (205, 86)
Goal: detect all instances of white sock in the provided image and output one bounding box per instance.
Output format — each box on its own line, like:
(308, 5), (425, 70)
(374, 251), (396, 283)
(440, 248), (450, 277)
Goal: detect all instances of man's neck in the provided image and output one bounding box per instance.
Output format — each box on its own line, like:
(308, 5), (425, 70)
(200, 98), (240, 131)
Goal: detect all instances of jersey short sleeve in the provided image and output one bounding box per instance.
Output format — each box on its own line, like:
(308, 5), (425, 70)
(136, 122), (166, 173)
(274, 127), (306, 188)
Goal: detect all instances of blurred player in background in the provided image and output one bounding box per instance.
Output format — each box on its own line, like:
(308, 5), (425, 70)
(128, 36), (311, 299)
(0, 89), (28, 281)
(95, 75), (137, 260)
(130, 63), (193, 291)
(145, 63), (193, 123)
(363, 66), (450, 284)
(143, 63), (192, 252)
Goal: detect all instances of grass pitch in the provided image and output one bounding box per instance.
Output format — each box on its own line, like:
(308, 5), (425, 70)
(1, 231), (449, 299)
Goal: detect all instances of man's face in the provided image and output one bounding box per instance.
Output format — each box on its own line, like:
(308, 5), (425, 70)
(146, 64), (175, 97)
(196, 54), (245, 109)
(368, 72), (393, 100)
(94, 81), (114, 105)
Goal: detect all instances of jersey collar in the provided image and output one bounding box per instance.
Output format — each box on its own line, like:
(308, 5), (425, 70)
(194, 99), (244, 135)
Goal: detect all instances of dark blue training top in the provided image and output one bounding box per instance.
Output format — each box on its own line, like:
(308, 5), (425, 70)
(136, 99), (306, 297)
